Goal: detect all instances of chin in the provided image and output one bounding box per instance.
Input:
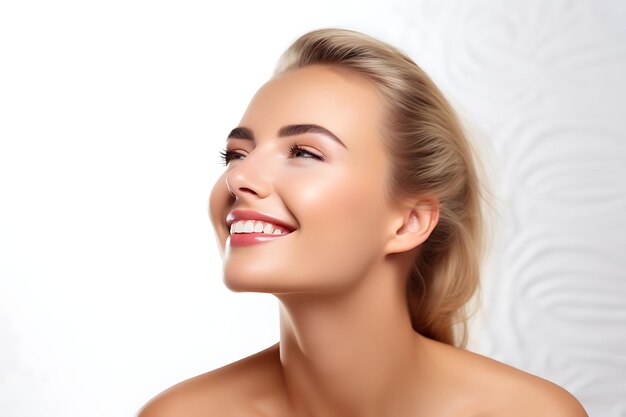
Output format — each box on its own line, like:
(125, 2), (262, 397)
(221, 270), (352, 296)
(221, 265), (287, 293)
(222, 275), (304, 294)
(220, 249), (363, 294)
(223, 275), (272, 293)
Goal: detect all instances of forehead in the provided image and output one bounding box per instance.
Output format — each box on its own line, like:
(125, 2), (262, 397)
(239, 65), (385, 150)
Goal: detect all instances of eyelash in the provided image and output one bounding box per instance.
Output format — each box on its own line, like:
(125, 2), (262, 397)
(218, 149), (239, 166)
(219, 143), (325, 166)
(287, 143), (325, 161)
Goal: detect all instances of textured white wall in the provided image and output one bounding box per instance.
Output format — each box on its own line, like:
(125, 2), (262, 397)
(1, 1), (624, 416)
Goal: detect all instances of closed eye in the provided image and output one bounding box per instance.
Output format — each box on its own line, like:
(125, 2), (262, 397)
(219, 149), (246, 166)
(288, 143), (325, 161)
(219, 143), (325, 166)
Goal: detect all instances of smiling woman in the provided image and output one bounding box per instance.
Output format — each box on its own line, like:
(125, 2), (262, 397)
(137, 28), (588, 417)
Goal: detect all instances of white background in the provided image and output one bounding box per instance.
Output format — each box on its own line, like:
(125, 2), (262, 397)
(1, 1), (625, 416)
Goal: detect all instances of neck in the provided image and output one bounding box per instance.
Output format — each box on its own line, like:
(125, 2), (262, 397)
(274, 255), (432, 417)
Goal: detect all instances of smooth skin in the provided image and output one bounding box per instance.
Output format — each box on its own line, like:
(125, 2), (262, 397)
(138, 65), (588, 417)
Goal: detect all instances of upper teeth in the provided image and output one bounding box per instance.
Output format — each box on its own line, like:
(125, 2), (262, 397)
(230, 220), (285, 235)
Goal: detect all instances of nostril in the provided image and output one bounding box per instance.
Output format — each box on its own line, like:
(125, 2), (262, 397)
(238, 187), (257, 195)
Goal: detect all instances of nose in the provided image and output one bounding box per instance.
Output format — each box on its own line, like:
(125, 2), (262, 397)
(225, 151), (273, 200)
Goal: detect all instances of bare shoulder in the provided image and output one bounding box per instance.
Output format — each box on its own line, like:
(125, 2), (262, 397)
(422, 337), (588, 417)
(137, 343), (288, 417)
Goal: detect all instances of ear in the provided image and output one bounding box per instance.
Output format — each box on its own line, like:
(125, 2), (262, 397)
(384, 198), (440, 255)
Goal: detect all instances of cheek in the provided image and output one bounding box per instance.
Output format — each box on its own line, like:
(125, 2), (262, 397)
(292, 169), (387, 231)
(284, 170), (389, 277)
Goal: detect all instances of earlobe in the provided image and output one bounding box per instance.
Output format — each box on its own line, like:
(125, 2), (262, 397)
(384, 201), (439, 255)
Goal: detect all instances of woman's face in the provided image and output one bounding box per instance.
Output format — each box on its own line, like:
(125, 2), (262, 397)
(209, 64), (398, 294)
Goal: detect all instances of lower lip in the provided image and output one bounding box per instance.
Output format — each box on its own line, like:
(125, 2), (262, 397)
(228, 232), (291, 247)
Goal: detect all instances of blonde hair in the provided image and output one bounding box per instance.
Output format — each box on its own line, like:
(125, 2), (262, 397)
(273, 28), (490, 348)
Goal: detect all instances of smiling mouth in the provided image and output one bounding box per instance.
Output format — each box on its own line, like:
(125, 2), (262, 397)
(227, 219), (294, 247)
(229, 219), (290, 236)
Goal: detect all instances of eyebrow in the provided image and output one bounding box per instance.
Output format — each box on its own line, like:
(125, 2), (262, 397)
(227, 124), (347, 148)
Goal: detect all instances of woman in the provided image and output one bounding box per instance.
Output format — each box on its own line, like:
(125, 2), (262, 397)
(139, 28), (587, 416)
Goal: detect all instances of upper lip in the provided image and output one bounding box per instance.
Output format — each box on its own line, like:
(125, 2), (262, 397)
(226, 209), (297, 232)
